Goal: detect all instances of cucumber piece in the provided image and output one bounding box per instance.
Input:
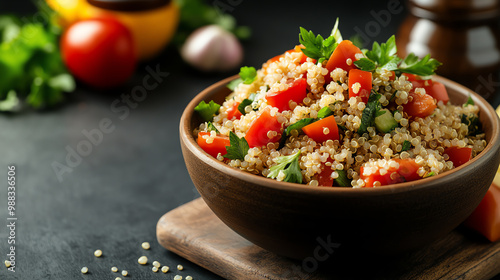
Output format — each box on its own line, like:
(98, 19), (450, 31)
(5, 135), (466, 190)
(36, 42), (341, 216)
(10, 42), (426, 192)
(375, 109), (398, 133)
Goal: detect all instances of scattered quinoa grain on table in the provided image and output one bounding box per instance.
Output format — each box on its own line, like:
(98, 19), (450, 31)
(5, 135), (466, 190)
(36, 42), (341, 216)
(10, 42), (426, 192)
(121, 270), (128, 276)
(141, 242), (150, 250)
(174, 275), (183, 280)
(152, 266), (159, 272)
(152, 260), (161, 268)
(94, 249), (102, 257)
(5, 260), (11, 268)
(161, 265), (170, 273)
(138, 256), (148, 265)
(177, 264), (184, 271)
(195, 20), (486, 188)
(186, 276), (193, 280)
(81, 267), (89, 274)
(111, 266), (118, 272)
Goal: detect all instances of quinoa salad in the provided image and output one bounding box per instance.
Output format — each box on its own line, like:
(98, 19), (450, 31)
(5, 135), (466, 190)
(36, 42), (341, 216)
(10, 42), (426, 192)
(194, 22), (486, 188)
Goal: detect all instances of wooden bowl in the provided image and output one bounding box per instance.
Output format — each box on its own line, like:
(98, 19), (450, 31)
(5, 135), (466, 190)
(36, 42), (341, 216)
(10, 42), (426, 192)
(180, 75), (500, 260)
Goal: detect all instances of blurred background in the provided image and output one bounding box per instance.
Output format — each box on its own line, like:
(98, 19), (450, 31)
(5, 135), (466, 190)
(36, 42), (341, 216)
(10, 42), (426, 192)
(0, 0), (499, 279)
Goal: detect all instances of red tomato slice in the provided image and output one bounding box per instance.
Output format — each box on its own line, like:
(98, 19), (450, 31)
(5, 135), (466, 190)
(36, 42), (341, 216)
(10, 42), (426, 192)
(444, 146), (472, 168)
(403, 74), (449, 104)
(360, 159), (421, 188)
(197, 132), (230, 158)
(348, 69), (372, 103)
(326, 40), (362, 73)
(318, 159), (334, 187)
(464, 183), (500, 242)
(245, 107), (282, 148)
(403, 90), (437, 118)
(302, 116), (339, 143)
(266, 78), (307, 112)
(226, 102), (242, 120)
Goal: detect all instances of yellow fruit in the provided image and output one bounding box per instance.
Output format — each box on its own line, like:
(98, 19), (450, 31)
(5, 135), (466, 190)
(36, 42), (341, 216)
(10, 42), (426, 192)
(46, 0), (180, 60)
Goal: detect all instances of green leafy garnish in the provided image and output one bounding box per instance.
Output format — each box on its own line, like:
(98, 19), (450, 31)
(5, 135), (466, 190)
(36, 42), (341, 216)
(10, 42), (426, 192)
(285, 118), (316, 136)
(224, 131), (249, 160)
(424, 171), (436, 178)
(195, 100), (221, 122)
(237, 93), (256, 115)
(240, 66), (257, 84)
(207, 122), (220, 134)
(299, 27), (338, 64)
(401, 140), (412, 152)
(227, 78), (242, 91)
(334, 169), (351, 187)
(267, 151), (303, 183)
(358, 92), (382, 134)
(461, 113), (483, 136)
(464, 95), (475, 107)
(317, 106), (334, 119)
(398, 53), (442, 76)
(353, 35), (441, 76)
(0, 12), (75, 111)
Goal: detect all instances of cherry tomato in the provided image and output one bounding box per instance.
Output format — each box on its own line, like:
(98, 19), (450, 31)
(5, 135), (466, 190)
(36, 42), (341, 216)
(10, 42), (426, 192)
(266, 78), (307, 112)
(302, 116), (340, 143)
(245, 107), (282, 148)
(348, 69), (372, 103)
(197, 132), (230, 158)
(61, 18), (136, 88)
(444, 146), (472, 168)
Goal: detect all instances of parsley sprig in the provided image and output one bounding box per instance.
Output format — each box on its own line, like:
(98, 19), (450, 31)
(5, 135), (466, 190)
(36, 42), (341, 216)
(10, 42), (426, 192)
(267, 151), (302, 183)
(224, 131), (249, 160)
(358, 92), (383, 135)
(227, 66), (257, 90)
(195, 100), (221, 122)
(299, 18), (342, 64)
(354, 36), (442, 76)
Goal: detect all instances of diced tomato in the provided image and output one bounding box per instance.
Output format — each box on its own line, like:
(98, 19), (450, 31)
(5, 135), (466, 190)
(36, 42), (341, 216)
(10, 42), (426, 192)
(403, 90), (437, 118)
(403, 74), (449, 104)
(245, 107), (282, 148)
(302, 116), (339, 143)
(326, 40), (362, 73)
(360, 159), (421, 188)
(266, 78), (307, 112)
(348, 69), (372, 103)
(226, 102), (242, 120)
(388, 71), (396, 81)
(318, 159), (334, 187)
(444, 146), (472, 168)
(197, 132), (230, 158)
(464, 183), (500, 242)
(266, 45), (310, 65)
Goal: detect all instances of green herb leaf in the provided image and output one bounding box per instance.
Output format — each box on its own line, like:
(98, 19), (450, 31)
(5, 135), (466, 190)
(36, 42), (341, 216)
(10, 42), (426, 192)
(364, 35), (400, 71)
(267, 151), (302, 183)
(334, 169), (351, 187)
(224, 131), (249, 160)
(358, 92), (382, 134)
(207, 122), (220, 134)
(317, 106), (334, 119)
(461, 113), (483, 136)
(424, 171), (436, 178)
(353, 58), (376, 72)
(195, 100), (221, 122)
(237, 93), (256, 115)
(464, 95), (474, 107)
(299, 27), (338, 64)
(401, 140), (412, 152)
(398, 53), (442, 76)
(227, 78), (242, 91)
(240, 66), (257, 84)
(285, 118), (315, 136)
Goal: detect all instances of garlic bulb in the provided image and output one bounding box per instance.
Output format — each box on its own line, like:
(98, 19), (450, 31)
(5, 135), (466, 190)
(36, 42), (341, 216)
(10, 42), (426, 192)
(181, 25), (243, 72)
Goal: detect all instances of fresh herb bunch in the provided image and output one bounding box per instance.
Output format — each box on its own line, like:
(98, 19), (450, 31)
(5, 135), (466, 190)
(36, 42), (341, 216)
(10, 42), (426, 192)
(299, 18), (342, 64)
(0, 11), (75, 112)
(267, 151), (303, 184)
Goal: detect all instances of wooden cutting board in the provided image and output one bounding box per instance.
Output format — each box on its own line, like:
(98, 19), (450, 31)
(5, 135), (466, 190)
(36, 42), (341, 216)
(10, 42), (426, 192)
(157, 198), (500, 280)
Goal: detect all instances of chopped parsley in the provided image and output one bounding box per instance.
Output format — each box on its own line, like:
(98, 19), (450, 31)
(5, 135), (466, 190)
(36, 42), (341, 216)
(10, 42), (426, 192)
(267, 151), (302, 183)
(358, 92), (382, 135)
(207, 122), (220, 134)
(317, 106), (334, 119)
(227, 66), (257, 90)
(353, 35), (441, 76)
(463, 95), (474, 107)
(237, 93), (256, 115)
(195, 100), (221, 122)
(334, 169), (351, 187)
(299, 26), (338, 64)
(461, 113), (483, 136)
(401, 140), (411, 152)
(224, 131), (249, 160)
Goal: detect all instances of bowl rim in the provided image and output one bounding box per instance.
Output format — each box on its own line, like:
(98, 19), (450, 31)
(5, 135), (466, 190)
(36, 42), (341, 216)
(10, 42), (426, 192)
(180, 74), (500, 195)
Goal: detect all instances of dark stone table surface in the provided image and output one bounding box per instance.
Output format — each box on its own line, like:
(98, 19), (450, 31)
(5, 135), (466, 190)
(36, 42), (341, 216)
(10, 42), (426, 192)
(1, 0), (499, 279)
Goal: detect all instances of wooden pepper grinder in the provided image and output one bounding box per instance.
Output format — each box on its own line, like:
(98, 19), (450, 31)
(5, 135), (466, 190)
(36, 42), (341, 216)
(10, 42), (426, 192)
(396, 0), (500, 101)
